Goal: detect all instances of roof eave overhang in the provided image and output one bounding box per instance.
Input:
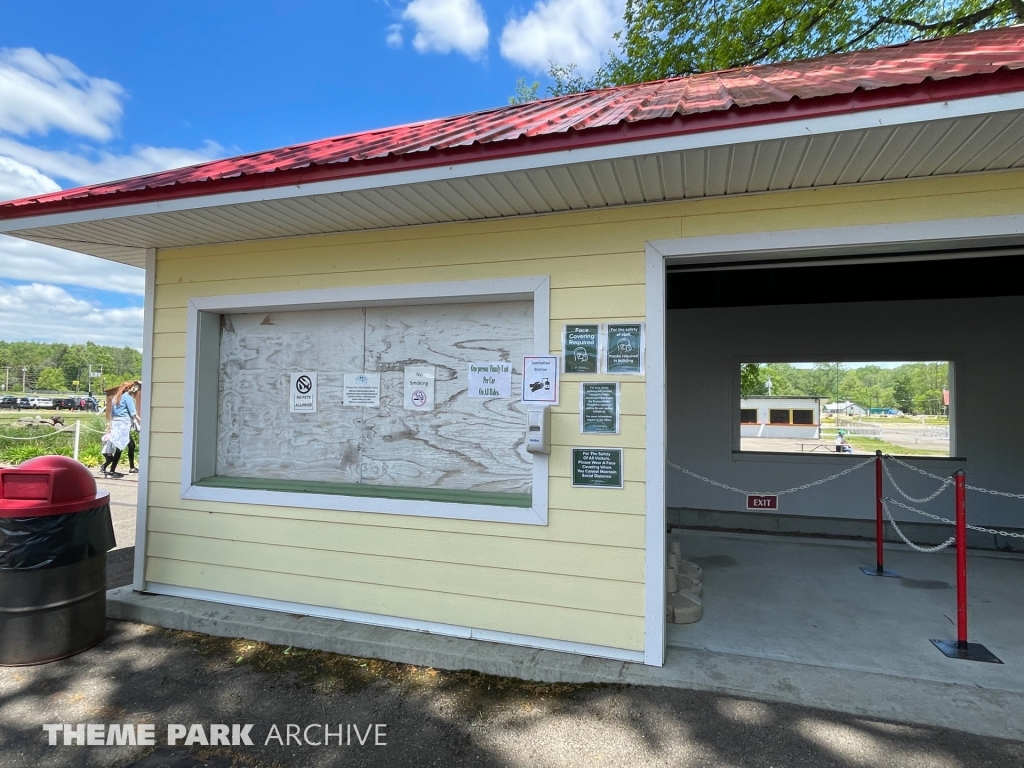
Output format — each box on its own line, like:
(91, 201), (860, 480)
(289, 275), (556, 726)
(3, 72), (1024, 268)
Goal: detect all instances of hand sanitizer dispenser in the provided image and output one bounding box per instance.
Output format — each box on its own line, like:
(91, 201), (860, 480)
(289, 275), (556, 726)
(526, 406), (550, 455)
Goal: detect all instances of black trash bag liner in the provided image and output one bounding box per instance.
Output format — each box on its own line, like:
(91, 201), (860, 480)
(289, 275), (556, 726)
(0, 504), (115, 570)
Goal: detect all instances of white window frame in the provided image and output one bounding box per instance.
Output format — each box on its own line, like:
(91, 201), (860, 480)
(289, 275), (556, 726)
(181, 276), (551, 525)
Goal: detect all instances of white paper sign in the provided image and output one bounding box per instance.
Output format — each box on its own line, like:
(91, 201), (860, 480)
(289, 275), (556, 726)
(404, 366), (436, 411)
(522, 355), (559, 404)
(468, 362), (512, 399)
(289, 372), (317, 413)
(343, 373), (381, 407)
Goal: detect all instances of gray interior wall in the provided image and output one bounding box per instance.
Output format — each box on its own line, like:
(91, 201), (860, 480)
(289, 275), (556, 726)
(667, 296), (1024, 528)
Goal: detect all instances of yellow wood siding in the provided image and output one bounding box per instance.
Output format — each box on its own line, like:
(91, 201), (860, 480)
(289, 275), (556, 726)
(145, 169), (1024, 653)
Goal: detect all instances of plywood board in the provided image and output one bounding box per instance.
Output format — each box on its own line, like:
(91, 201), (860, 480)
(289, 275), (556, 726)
(215, 301), (532, 492)
(361, 301), (532, 493)
(216, 308), (365, 483)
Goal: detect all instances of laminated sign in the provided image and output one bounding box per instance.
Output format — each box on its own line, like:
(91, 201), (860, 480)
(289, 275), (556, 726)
(580, 382), (619, 434)
(404, 366), (436, 411)
(604, 323), (645, 374)
(468, 362), (512, 398)
(563, 324), (599, 374)
(522, 356), (559, 405)
(343, 373), (381, 407)
(289, 372), (317, 413)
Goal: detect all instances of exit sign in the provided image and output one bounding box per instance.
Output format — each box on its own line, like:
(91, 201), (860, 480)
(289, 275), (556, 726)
(747, 494), (778, 511)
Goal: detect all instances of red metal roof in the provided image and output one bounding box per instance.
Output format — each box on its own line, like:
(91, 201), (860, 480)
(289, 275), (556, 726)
(4, 26), (1024, 219)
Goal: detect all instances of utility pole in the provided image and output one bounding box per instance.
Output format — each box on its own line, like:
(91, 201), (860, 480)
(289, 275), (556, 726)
(88, 364), (103, 396)
(22, 367), (28, 393)
(3, 366), (8, 392)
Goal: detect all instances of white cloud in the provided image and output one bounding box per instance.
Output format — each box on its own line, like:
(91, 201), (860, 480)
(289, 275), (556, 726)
(0, 48), (219, 348)
(0, 137), (223, 189)
(386, 24), (404, 48)
(500, 0), (623, 74)
(0, 236), (144, 295)
(401, 0), (489, 57)
(0, 155), (60, 202)
(0, 282), (142, 347)
(0, 48), (123, 141)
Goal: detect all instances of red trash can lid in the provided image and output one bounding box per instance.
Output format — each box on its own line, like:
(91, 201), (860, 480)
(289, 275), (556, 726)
(0, 455), (111, 517)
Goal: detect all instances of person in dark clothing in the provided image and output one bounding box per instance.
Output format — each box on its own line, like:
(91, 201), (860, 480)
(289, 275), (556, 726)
(126, 433), (138, 473)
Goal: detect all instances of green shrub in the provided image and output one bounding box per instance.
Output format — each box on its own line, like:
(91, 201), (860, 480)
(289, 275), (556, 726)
(0, 417), (108, 467)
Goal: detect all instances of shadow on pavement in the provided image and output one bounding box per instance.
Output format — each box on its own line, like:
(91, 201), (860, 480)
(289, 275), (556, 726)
(1, 617), (1023, 768)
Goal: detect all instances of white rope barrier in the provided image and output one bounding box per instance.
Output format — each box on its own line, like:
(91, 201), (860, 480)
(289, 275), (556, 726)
(0, 426), (75, 440)
(881, 498), (956, 552)
(887, 455), (1024, 501)
(881, 458), (952, 504)
(666, 455), (874, 497)
(884, 495), (1024, 541)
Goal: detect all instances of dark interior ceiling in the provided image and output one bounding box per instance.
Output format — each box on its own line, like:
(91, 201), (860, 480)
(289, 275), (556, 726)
(667, 251), (1024, 309)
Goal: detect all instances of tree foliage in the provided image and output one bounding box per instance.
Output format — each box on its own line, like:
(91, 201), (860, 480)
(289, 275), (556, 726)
(509, 78), (540, 105)
(545, 0), (1024, 95)
(741, 362), (949, 414)
(0, 341), (141, 393)
(35, 367), (67, 392)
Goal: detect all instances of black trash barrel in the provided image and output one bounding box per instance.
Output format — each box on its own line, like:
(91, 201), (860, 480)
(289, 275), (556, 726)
(0, 455), (114, 666)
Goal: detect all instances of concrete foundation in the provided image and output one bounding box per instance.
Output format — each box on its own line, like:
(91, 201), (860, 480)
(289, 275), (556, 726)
(108, 531), (1024, 741)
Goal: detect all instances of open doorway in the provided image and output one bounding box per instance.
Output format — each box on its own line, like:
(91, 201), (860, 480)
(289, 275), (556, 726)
(653, 234), (1024, 687)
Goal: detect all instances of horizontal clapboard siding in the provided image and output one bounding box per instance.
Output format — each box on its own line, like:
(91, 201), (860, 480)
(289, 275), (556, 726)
(145, 171), (1024, 651)
(147, 208), (658, 651)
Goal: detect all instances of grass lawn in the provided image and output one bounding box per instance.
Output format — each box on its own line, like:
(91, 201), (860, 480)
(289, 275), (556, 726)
(0, 411), (107, 467)
(842, 435), (946, 457)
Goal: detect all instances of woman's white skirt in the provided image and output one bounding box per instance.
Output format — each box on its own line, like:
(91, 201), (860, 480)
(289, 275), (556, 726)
(110, 416), (132, 450)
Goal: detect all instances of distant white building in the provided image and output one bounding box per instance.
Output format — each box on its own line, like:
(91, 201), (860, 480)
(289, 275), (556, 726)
(823, 400), (868, 417)
(741, 397), (824, 438)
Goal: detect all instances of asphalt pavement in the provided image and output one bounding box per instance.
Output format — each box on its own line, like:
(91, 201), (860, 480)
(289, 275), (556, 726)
(97, 472), (139, 590)
(2, 620), (1023, 768)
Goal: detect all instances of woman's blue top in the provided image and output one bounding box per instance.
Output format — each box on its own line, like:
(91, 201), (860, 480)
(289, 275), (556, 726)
(112, 392), (137, 418)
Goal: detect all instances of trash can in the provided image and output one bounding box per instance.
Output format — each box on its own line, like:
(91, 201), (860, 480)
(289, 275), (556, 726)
(0, 455), (114, 666)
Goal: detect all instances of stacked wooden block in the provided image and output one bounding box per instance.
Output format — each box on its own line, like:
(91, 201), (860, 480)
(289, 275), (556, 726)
(666, 539), (703, 624)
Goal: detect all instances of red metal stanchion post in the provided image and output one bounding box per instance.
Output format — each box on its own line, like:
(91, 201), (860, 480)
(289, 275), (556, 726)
(930, 469), (1002, 663)
(861, 450), (898, 577)
(955, 469), (968, 648)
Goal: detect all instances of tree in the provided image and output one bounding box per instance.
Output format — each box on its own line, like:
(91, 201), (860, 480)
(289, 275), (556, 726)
(546, 1), (1024, 94)
(509, 78), (540, 105)
(36, 367), (67, 392)
(892, 371), (914, 413)
(740, 362), (767, 396)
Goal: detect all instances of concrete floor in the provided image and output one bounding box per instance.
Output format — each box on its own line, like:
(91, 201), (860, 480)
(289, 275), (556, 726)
(669, 530), (1023, 690)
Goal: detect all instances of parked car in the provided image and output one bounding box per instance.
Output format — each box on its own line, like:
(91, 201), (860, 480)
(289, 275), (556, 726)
(53, 397), (78, 410)
(27, 396), (54, 409)
(0, 396), (21, 410)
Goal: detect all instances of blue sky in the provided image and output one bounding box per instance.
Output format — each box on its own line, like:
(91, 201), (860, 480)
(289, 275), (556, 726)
(0, 0), (623, 347)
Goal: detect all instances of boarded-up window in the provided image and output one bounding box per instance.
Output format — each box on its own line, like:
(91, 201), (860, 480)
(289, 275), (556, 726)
(215, 301), (533, 498)
(769, 409), (791, 424)
(792, 409), (814, 425)
(740, 408), (758, 424)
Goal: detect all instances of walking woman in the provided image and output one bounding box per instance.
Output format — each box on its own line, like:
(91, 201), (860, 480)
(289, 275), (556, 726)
(105, 380), (141, 478)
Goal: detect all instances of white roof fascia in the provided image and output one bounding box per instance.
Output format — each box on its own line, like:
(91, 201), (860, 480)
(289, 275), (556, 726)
(2, 90), (1024, 236)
